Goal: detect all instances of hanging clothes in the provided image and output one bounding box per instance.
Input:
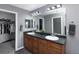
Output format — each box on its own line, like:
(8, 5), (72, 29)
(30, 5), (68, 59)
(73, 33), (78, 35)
(4, 24), (7, 34)
(7, 24), (10, 34)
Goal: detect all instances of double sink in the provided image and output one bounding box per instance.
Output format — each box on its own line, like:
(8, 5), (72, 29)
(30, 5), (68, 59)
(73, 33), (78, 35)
(27, 32), (59, 41)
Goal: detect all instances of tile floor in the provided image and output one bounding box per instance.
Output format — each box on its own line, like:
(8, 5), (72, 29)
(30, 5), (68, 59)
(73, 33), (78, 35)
(15, 48), (31, 54)
(0, 40), (31, 54)
(0, 40), (15, 54)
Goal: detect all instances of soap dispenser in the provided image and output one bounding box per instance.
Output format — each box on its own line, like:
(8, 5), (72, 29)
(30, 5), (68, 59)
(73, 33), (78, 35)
(69, 21), (76, 35)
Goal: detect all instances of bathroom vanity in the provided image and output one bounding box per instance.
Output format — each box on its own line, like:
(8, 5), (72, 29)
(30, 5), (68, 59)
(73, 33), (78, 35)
(23, 5), (66, 54)
(24, 32), (66, 54)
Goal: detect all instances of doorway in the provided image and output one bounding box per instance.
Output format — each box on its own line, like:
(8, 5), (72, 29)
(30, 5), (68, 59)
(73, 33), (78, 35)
(38, 18), (45, 32)
(0, 9), (17, 53)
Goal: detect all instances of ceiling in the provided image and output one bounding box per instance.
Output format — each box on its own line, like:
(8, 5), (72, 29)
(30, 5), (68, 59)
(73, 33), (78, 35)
(11, 4), (47, 11)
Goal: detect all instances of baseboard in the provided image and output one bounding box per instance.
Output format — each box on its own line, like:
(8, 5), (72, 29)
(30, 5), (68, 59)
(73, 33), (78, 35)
(15, 46), (24, 51)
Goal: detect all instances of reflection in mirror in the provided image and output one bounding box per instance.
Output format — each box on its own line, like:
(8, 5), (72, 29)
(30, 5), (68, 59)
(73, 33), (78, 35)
(25, 19), (34, 28)
(53, 17), (61, 34)
(25, 19), (30, 28)
(30, 20), (33, 28)
(38, 18), (44, 32)
(32, 7), (66, 35)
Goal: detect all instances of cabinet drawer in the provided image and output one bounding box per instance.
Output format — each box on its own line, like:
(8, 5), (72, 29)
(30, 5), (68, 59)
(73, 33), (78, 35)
(48, 41), (62, 49)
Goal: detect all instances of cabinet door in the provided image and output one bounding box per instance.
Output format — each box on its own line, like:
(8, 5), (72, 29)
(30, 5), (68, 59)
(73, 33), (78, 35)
(24, 35), (32, 52)
(48, 46), (61, 54)
(24, 35), (29, 48)
(32, 38), (39, 54)
(48, 41), (64, 54)
(27, 35), (33, 51)
(39, 39), (48, 54)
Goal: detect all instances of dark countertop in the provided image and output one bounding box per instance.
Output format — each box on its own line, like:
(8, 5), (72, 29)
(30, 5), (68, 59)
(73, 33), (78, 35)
(24, 31), (66, 45)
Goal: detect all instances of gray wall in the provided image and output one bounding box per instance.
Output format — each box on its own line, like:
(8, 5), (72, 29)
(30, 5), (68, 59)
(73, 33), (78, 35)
(44, 15), (52, 33)
(0, 4), (31, 51)
(63, 4), (79, 54)
(32, 4), (79, 54)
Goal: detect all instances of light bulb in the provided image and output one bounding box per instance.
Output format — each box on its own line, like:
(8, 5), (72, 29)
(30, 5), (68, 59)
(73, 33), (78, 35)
(51, 6), (55, 9)
(57, 4), (61, 8)
(47, 8), (51, 11)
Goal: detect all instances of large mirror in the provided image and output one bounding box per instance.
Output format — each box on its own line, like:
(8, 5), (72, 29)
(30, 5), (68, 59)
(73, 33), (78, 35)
(32, 7), (66, 35)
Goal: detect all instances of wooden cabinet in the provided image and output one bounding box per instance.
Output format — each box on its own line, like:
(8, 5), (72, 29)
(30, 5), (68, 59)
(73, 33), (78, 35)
(24, 34), (65, 54)
(28, 36), (32, 51)
(32, 37), (39, 53)
(39, 39), (48, 54)
(24, 35), (32, 52)
(24, 35), (28, 48)
(48, 41), (61, 54)
(48, 41), (64, 54)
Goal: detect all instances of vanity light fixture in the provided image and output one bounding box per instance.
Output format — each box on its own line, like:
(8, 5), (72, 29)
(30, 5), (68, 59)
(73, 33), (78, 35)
(47, 4), (62, 11)
(32, 11), (40, 16)
(32, 13), (36, 16)
(56, 4), (61, 8)
(32, 13), (34, 16)
(36, 11), (40, 15)
(47, 7), (51, 11)
(51, 6), (55, 10)
(32, 4), (62, 16)
(36, 11), (38, 14)
(34, 13), (36, 15)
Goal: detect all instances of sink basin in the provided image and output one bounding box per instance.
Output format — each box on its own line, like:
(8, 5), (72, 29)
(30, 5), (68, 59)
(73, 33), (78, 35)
(27, 32), (35, 35)
(45, 36), (59, 41)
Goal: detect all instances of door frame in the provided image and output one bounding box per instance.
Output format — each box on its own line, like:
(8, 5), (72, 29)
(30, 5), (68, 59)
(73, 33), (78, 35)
(0, 8), (18, 51)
